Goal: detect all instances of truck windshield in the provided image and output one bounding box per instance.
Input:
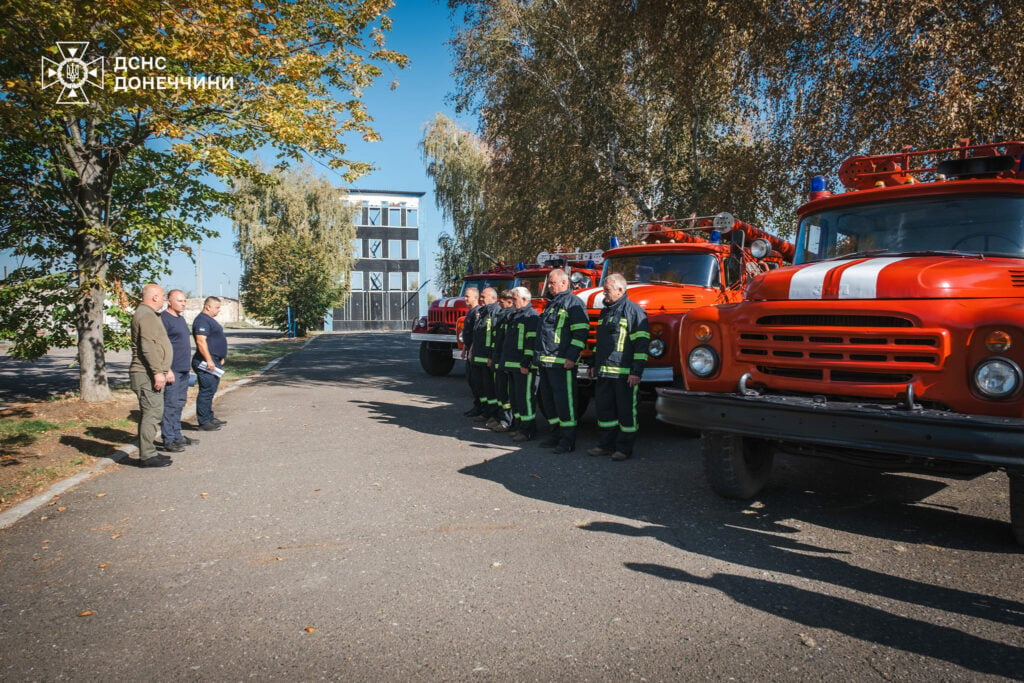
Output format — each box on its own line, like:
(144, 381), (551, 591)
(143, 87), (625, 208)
(602, 253), (719, 287)
(796, 194), (1024, 264)
(459, 278), (512, 297)
(513, 274), (547, 298)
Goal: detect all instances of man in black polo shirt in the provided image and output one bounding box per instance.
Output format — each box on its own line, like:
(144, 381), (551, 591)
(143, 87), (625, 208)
(192, 296), (228, 431)
(160, 289), (198, 451)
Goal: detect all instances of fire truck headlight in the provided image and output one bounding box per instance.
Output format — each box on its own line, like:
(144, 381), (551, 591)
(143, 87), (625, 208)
(687, 345), (719, 378)
(749, 238), (771, 260)
(648, 338), (666, 358)
(570, 271), (591, 289)
(973, 358), (1021, 399)
(414, 316), (427, 330)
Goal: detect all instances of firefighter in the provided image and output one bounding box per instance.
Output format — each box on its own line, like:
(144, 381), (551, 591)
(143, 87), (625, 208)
(504, 286), (539, 442)
(588, 273), (649, 460)
(462, 287), (483, 417)
(468, 287), (501, 421)
(487, 289), (516, 431)
(535, 268), (589, 452)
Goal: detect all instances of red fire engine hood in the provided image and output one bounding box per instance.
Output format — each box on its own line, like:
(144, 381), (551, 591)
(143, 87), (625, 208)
(747, 255), (1024, 301)
(576, 283), (714, 312)
(430, 296), (467, 310)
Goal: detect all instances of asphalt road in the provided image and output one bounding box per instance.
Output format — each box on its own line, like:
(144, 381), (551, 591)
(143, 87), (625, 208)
(1, 332), (1021, 680)
(0, 328), (284, 407)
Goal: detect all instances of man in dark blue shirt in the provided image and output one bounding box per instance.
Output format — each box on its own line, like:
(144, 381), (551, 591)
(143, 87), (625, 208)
(192, 296), (228, 431)
(160, 289), (198, 452)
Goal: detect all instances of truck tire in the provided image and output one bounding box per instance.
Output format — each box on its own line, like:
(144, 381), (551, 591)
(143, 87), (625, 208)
(701, 431), (774, 499)
(1010, 471), (1024, 546)
(419, 342), (455, 376)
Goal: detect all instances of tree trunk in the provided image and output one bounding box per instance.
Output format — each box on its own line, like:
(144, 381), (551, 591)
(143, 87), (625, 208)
(76, 230), (112, 402)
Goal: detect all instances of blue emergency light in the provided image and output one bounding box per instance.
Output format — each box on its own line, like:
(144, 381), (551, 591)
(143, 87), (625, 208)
(709, 230), (722, 244)
(515, 261), (526, 271)
(810, 175), (828, 193)
(586, 259), (595, 269)
(610, 236), (620, 248)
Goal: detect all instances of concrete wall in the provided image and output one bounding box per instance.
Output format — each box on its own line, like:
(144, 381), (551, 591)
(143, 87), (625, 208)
(182, 297), (244, 325)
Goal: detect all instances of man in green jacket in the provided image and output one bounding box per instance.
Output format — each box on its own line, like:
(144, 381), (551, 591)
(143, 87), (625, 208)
(129, 283), (175, 468)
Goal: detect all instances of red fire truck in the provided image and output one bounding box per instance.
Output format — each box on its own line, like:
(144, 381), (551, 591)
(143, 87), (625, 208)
(410, 265), (515, 376)
(411, 252), (602, 376)
(656, 140), (1024, 543)
(575, 213), (793, 389)
(513, 249), (604, 312)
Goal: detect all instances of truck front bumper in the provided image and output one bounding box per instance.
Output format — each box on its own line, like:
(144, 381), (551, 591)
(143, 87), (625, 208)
(655, 388), (1024, 470)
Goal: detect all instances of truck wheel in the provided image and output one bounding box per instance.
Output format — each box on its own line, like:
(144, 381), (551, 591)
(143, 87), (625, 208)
(419, 343), (455, 376)
(701, 432), (774, 499)
(1010, 471), (1024, 546)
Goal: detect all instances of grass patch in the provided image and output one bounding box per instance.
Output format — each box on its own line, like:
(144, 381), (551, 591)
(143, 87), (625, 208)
(0, 419), (64, 448)
(0, 457), (89, 504)
(222, 338), (306, 378)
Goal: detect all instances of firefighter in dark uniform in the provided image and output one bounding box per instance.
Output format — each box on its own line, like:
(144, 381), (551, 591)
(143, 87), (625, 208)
(469, 287), (500, 421)
(535, 269), (589, 452)
(487, 289), (516, 431)
(462, 287), (483, 417)
(588, 273), (649, 460)
(505, 286), (539, 442)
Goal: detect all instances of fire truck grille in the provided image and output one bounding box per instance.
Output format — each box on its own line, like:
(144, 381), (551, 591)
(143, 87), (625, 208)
(756, 314), (913, 327)
(739, 316), (942, 385)
(1010, 269), (1024, 287)
(428, 309), (461, 326)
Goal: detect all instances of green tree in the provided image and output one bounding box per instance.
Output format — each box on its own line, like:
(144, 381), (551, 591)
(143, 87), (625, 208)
(0, 0), (405, 400)
(233, 167), (355, 335)
(420, 112), (497, 292)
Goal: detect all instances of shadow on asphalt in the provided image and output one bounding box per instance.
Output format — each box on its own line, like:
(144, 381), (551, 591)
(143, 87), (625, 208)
(255, 332), (1024, 677)
(459, 432), (1022, 678)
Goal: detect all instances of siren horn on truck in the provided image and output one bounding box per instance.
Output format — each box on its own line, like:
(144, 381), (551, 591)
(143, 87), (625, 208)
(631, 212), (795, 262)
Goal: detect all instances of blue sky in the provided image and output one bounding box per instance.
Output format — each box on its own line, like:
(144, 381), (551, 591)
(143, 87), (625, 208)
(167, 0), (472, 301)
(1, 1), (470, 304)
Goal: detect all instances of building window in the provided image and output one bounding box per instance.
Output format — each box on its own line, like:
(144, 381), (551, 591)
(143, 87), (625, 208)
(388, 272), (403, 291)
(350, 271), (364, 290)
(407, 273), (420, 291)
(369, 272), (383, 290)
(366, 207), (381, 226)
(368, 239), (383, 259)
(406, 240), (419, 260)
(388, 239), (403, 259)
(352, 239), (362, 259)
(406, 208), (417, 227)
(389, 208), (402, 227)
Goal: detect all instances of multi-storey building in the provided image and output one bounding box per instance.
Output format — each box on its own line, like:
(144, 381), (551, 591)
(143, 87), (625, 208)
(332, 189), (424, 331)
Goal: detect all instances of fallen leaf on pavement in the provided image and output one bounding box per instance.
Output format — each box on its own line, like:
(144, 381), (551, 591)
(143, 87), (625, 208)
(96, 493), (107, 498)
(98, 563), (109, 569)
(78, 611), (94, 617)
(304, 627), (316, 633)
